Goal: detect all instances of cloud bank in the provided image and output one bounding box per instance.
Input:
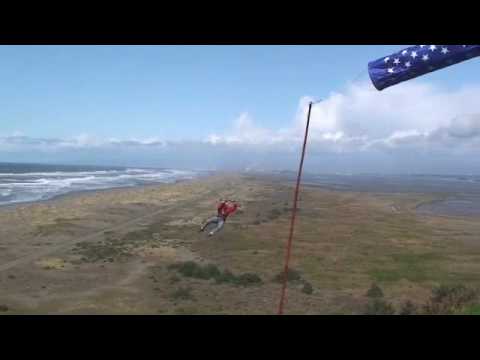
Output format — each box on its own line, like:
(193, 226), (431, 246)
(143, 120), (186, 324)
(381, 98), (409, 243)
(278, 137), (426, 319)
(2, 81), (480, 173)
(205, 81), (480, 155)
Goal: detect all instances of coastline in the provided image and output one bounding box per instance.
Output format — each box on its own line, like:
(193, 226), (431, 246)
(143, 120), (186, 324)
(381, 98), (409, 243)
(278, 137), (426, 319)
(0, 175), (205, 212)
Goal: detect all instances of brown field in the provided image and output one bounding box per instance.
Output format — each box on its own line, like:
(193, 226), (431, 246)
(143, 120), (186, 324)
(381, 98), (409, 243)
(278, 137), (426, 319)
(1, 173), (480, 314)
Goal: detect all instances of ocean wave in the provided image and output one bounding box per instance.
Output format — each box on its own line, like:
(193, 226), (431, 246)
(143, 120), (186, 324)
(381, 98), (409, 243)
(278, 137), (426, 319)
(0, 170), (124, 177)
(0, 168), (198, 206)
(0, 189), (12, 197)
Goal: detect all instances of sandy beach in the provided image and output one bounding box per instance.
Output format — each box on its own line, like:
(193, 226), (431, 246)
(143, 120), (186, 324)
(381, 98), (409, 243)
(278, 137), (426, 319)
(1, 173), (480, 314)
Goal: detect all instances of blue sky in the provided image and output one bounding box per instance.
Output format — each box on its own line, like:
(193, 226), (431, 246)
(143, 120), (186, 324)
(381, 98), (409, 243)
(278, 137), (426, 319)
(1, 45), (480, 173)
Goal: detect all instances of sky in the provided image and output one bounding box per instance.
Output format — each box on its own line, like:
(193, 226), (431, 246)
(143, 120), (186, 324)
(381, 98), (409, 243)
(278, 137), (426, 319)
(1, 45), (480, 173)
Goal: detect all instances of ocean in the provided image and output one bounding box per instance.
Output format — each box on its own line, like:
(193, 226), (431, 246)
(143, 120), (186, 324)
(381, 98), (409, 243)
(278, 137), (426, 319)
(0, 162), (200, 206)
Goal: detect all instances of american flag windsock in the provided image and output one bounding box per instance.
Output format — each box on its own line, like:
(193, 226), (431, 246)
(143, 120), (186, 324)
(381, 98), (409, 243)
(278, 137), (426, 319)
(368, 45), (480, 91)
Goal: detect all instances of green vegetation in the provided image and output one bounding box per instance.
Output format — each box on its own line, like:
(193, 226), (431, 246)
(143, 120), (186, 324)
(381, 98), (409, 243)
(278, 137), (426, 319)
(268, 209), (283, 220)
(423, 284), (478, 315)
(370, 253), (445, 283)
(363, 283), (479, 315)
(365, 299), (396, 315)
(273, 268), (302, 283)
(72, 227), (170, 263)
(463, 304), (480, 315)
(273, 268), (314, 295)
(168, 261), (262, 287)
(366, 283), (384, 298)
(302, 282), (313, 295)
(73, 240), (131, 263)
(364, 283), (395, 314)
(235, 273), (263, 286)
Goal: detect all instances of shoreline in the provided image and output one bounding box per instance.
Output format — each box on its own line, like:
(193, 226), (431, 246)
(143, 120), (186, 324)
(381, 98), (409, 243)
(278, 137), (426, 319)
(0, 176), (204, 212)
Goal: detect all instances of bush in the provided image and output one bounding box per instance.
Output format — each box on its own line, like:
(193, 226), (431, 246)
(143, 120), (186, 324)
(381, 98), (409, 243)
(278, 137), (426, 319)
(273, 268), (302, 283)
(364, 299), (395, 315)
(236, 273), (262, 286)
(0, 305), (9, 312)
(424, 284), (478, 314)
(398, 301), (417, 315)
(366, 283), (384, 299)
(169, 261), (215, 280)
(170, 261), (263, 287)
(268, 209), (282, 220)
(204, 264), (222, 279)
(302, 282), (313, 295)
(215, 270), (237, 284)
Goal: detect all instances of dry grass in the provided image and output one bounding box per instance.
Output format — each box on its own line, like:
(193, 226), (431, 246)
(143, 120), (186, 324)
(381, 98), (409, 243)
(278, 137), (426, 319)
(3, 174), (480, 314)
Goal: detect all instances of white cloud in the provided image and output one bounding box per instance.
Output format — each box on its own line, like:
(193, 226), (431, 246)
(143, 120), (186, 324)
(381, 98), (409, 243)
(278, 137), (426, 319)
(204, 113), (290, 146)
(2, 80), (480, 173)
(0, 134), (168, 151)
(205, 81), (480, 154)
(4, 81), (479, 156)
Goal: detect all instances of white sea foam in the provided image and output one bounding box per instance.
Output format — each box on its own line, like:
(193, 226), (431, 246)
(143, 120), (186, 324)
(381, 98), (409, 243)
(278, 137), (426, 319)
(0, 168), (198, 206)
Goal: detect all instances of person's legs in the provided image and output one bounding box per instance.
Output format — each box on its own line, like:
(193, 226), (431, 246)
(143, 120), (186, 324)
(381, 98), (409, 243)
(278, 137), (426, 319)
(208, 218), (225, 236)
(200, 216), (219, 231)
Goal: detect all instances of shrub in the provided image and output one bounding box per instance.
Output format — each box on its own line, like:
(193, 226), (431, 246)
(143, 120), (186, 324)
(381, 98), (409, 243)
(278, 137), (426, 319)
(170, 261), (262, 287)
(204, 264), (222, 279)
(424, 284), (478, 314)
(273, 268), (302, 283)
(268, 209), (282, 220)
(215, 270), (237, 284)
(170, 261), (207, 279)
(302, 282), (313, 295)
(366, 283), (384, 299)
(236, 273), (262, 286)
(364, 299), (395, 315)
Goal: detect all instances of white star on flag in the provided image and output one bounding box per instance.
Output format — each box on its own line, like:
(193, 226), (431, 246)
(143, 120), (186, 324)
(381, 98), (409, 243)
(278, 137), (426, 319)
(369, 44), (480, 91)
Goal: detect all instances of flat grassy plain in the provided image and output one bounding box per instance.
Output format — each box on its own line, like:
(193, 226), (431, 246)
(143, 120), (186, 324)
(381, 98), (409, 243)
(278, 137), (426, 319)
(1, 173), (480, 314)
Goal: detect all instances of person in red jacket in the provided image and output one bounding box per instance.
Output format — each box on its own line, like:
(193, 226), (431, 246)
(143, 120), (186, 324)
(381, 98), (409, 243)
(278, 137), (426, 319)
(200, 199), (240, 236)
